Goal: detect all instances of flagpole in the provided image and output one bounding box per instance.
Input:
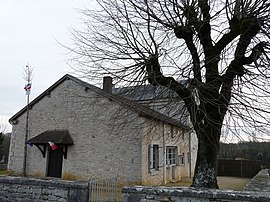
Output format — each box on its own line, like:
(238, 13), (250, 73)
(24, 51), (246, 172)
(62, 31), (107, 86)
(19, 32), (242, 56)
(23, 65), (33, 177)
(23, 90), (30, 176)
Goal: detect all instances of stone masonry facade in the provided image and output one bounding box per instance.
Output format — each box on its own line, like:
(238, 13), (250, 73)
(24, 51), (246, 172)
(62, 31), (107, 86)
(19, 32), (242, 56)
(8, 79), (143, 181)
(8, 75), (195, 185)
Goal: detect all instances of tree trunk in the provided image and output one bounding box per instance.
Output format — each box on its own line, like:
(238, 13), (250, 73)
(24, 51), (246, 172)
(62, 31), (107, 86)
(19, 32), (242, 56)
(191, 124), (221, 188)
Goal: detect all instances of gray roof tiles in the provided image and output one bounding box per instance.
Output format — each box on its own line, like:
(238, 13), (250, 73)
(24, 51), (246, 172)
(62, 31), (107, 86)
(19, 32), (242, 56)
(9, 74), (189, 129)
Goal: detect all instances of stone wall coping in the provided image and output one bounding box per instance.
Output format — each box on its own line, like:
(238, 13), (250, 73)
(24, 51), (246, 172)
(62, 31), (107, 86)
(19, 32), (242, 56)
(0, 176), (88, 189)
(244, 169), (270, 192)
(123, 186), (270, 201)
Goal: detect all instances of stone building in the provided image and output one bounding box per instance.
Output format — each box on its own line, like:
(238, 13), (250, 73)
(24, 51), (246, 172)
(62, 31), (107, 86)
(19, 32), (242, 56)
(8, 74), (197, 185)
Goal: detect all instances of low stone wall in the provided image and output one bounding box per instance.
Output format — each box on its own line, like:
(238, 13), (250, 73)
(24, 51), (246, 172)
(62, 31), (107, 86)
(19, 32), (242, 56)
(0, 163), (7, 170)
(123, 169), (270, 202)
(122, 186), (270, 202)
(244, 169), (270, 192)
(0, 176), (89, 202)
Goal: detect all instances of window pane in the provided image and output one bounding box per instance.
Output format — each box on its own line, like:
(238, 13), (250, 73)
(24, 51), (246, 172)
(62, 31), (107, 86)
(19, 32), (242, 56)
(153, 145), (159, 170)
(166, 146), (177, 165)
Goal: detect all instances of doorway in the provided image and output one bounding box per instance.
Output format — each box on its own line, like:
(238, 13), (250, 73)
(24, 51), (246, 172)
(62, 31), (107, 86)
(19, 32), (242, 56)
(47, 146), (63, 178)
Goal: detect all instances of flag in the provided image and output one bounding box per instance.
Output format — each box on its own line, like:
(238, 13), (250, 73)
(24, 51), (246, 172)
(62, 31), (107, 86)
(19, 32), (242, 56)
(48, 141), (58, 150)
(24, 83), (31, 90)
(27, 142), (33, 147)
(24, 83), (31, 95)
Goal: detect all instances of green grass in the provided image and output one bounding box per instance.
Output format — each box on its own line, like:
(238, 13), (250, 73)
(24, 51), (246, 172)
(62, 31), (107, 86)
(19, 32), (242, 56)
(0, 170), (8, 175)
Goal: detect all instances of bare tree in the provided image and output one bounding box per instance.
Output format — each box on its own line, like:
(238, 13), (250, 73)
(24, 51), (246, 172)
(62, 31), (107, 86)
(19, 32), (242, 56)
(68, 0), (270, 188)
(0, 123), (6, 158)
(0, 122), (6, 134)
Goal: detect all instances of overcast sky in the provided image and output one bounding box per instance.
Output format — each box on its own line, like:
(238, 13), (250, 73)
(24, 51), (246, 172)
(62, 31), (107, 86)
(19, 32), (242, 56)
(0, 0), (92, 132)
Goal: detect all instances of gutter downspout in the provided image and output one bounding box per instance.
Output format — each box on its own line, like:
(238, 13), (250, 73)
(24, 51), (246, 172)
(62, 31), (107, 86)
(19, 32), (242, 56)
(188, 131), (192, 179)
(162, 123), (166, 185)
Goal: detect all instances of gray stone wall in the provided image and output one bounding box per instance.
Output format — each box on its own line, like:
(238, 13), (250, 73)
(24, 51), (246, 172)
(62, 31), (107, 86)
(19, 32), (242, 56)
(8, 77), (195, 185)
(8, 79), (143, 182)
(122, 186), (270, 202)
(0, 176), (88, 202)
(8, 113), (26, 174)
(141, 121), (194, 185)
(123, 169), (270, 202)
(244, 169), (270, 192)
(0, 163), (7, 170)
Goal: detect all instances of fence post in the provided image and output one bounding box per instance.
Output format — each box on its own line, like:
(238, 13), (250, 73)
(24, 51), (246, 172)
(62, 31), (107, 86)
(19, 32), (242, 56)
(88, 180), (92, 202)
(88, 176), (118, 202)
(240, 160), (243, 178)
(114, 176), (118, 202)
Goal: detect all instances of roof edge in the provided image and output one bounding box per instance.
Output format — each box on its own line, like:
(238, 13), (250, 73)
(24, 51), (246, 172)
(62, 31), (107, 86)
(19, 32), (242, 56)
(9, 74), (190, 129)
(9, 74), (74, 123)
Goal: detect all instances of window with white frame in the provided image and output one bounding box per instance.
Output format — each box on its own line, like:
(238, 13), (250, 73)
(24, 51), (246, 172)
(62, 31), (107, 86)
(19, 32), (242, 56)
(148, 144), (163, 171)
(166, 146), (177, 165)
(179, 153), (185, 165)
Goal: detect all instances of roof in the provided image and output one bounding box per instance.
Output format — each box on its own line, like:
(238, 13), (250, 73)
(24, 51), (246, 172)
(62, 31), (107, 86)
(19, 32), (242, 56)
(113, 85), (177, 101)
(27, 130), (74, 145)
(113, 81), (188, 101)
(9, 74), (189, 129)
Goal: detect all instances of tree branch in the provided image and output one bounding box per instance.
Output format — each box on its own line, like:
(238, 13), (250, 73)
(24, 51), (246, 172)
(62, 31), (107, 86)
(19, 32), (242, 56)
(174, 26), (202, 83)
(145, 53), (203, 132)
(220, 42), (266, 115)
(145, 54), (190, 98)
(235, 17), (262, 57)
(241, 42), (267, 64)
(215, 17), (241, 53)
(197, 0), (213, 50)
(219, 15), (263, 107)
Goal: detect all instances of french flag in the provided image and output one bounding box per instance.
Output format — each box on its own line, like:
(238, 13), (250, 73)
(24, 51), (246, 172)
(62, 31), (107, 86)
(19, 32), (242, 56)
(24, 83), (31, 91)
(24, 83), (32, 95)
(48, 141), (58, 150)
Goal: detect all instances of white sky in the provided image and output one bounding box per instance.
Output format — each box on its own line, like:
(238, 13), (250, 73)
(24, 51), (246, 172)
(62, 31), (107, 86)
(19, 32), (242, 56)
(0, 0), (92, 132)
(1, 1), (268, 143)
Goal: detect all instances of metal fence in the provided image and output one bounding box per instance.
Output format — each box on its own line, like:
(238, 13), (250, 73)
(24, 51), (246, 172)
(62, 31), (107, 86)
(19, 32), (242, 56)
(88, 177), (118, 202)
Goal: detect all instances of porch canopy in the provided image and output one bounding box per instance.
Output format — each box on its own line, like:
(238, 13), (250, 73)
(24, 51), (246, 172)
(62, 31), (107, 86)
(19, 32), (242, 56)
(27, 129), (74, 158)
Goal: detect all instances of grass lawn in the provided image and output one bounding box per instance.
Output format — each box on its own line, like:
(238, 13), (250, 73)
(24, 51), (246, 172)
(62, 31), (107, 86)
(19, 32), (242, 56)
(166, 176), (251, 191)
(0, 170), (8, 175)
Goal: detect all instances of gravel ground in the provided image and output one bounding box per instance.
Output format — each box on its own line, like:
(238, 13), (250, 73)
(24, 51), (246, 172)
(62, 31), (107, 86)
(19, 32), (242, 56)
(166, 176), (251, 190)
(217, 176), (251, 190)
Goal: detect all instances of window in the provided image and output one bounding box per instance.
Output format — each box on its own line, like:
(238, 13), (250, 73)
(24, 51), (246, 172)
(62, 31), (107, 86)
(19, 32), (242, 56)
(148, 144), (163, 171)
(170, 126), (174, 138)
(179, 153), (185, 165)
(166, 146), (177, 165)
(153, 145), (159, 170)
